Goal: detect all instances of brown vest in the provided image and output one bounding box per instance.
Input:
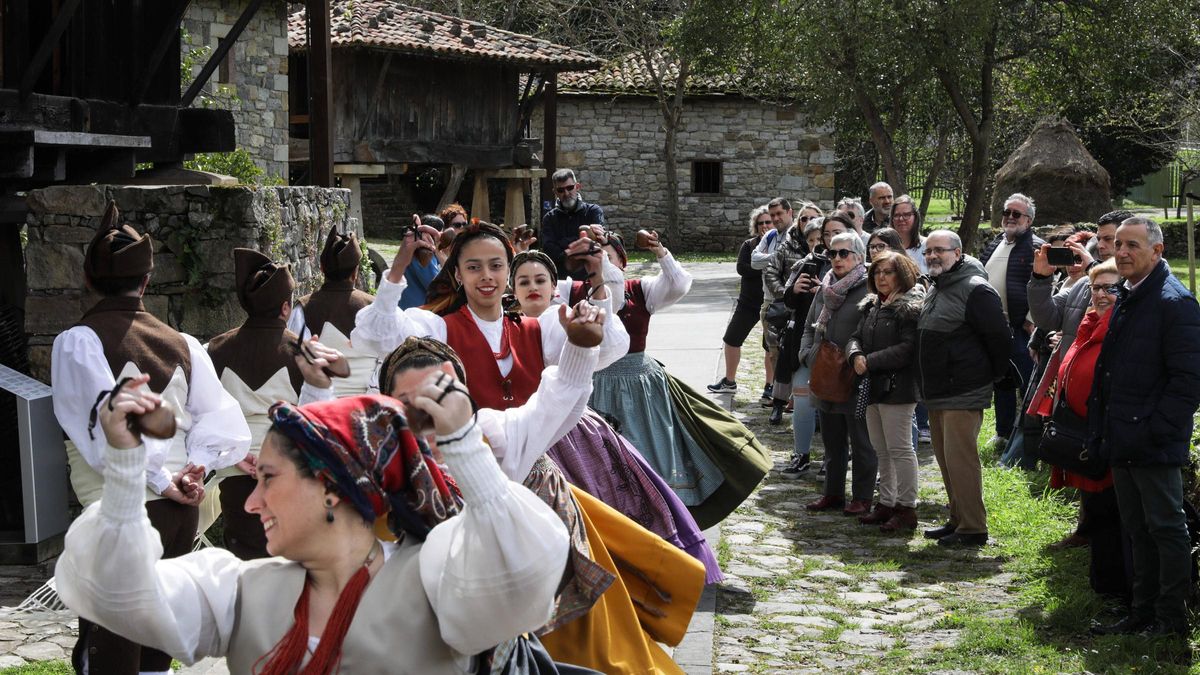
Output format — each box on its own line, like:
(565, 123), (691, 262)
(76, 296), (192, 392)
(206, 317), (304, 394)
(226, 545), (463, 674)
(297, 279), (374, 338)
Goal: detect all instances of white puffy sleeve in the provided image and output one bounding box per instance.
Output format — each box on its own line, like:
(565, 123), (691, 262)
(55, 443), (243, 663)
(183, 335), (250, 472)
(483, 342), (597, 481)
(351, 275), (447, 357)
(419, 422), (569, 657)
(639, 252), (692, 314)
(51, 327), (174, 494)
(538, 292), (629, 370)
(286, 304), (306, 337)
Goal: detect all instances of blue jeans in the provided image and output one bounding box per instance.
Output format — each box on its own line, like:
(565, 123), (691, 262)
(993, 328), (1034, 437)
(791, 365), (817, 457)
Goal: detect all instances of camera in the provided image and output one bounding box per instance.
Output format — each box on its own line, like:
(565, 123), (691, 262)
(1046, 247), (1079, 267)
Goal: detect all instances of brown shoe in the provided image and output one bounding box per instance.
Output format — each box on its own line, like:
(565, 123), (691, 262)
(858, 503), (894, 525)
(806, 495), (846, 511)
(1047, 532), (1089, 550)
(880, 506), (919, 532)
(843, 499), (872, 516)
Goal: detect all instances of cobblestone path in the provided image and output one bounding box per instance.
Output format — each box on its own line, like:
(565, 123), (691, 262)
(710, 332), (1023, 673)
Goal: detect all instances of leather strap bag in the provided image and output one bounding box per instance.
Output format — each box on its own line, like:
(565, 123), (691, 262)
(1037, 398), (1107, 480)
(809, 340), (854, 403)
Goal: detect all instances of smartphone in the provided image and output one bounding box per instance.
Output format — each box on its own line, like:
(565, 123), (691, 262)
(1046, 247), (1077, 267)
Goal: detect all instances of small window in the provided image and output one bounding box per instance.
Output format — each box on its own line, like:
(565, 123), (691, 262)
(692, 160), (722, 194)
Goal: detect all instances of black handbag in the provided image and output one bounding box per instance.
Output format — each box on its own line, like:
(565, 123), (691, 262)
(764, 299), (791, 332)
(1037, 398), (1107, 480)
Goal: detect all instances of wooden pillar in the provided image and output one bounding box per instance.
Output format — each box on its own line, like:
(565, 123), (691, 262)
(538, 72), (557, 218)
(306, 0), (334, 187)
(471, 172), (490, 222)
(341, 175), (364, 237)
(504, 178), (525, 228)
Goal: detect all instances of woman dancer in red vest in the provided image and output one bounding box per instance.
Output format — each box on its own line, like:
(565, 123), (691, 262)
(571, 230), (770, 530)
(353, 222), (629, 409)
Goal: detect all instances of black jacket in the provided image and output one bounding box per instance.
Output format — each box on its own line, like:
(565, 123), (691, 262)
(539, 199), (606, 274)
(980, 227), (1046, 329)
(846, 285), (925, 405)
(735, 236), (764, 306)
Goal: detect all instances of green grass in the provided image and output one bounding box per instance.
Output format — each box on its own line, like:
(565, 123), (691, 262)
(0, 663), (74, 675)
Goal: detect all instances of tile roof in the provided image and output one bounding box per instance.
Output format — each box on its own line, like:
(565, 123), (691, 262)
(557, 51), (736, 95)
(288, 1), (601, 71)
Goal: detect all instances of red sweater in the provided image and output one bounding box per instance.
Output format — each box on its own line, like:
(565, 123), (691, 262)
(1043, 309), (1113, 491)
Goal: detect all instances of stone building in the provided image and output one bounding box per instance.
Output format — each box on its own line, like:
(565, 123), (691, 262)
(537, 54), (835, 251)
(183, 0), (291, 179)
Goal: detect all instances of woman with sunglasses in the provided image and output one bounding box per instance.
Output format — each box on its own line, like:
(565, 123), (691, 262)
(800, 232), (877, 515)
(709, 205), (773, 394)
(352, 221), (629, 412)
(56, 376), (572, 673)
(377, 334), (706, 674)
(1030, 259), (1129, 599)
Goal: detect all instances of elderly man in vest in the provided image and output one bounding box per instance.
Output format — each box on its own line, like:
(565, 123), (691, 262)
(51, 202), (250, 674)
(1090, 217), (1200, 638)
(916, 230), (1011, 547)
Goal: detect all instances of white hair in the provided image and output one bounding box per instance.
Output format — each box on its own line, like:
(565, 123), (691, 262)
(837, 197), (865, 219)
(830, 232), (866, 259)
(1005, 193), (1036, 221)
(869, 182), (892, 198)
(1121, 216), (1164, 247)
(926, 229), (963, 250)
(748, 205), (769, 236)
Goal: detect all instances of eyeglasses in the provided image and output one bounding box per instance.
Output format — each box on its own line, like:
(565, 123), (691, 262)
(1001, 209), (1027, 219)
(554, 184), (577, 194)
(872, 267), (896, 276)
(925, 246), (956, 256)
(829, 248), (856, 259)
(1089, 283), (1122, 295)
(892, 211), (915, 220)
(868, 243), (888, 252)
(756, 220), (773, 226)
(799, 215), (815, 223)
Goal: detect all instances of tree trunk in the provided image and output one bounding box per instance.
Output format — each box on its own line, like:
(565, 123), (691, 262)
(663, 122), (680, 246)
(918, 123), (952, 218)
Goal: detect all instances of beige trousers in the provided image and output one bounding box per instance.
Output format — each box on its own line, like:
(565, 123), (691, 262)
(928, 408), (988, 534)
(865, 402), (919, 508)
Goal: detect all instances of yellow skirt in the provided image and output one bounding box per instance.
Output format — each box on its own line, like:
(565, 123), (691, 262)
(539, 486), (706, 674)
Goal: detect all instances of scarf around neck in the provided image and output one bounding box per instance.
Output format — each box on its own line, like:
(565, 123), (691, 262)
(816, 263), (867, 334)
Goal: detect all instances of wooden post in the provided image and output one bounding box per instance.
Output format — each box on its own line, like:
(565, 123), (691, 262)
(307, 0), (334, 187)
(1187, 193), (1195, 295)
(471, 172), (490, 222)
(504, 178), (524, 228)
(436, 164), (467, 214)
(342, 175), (363, 235)
(538, 72), (557, 219)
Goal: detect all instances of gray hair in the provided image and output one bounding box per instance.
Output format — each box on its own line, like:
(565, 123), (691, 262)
(830, 231), (866, 259)
(1005, 193), (1036, 221)
(748, 205), (769, 236)
(803, 218), (823, 238)
(551, 168), (577, 184)
(926, 229), (963, 250)
(837, 197), (865, 219)
(1121, 216), (1164, 246)
(869, 182), (892, 198)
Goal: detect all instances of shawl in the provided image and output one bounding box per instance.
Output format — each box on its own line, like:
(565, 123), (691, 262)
(816, 263), (867, 333)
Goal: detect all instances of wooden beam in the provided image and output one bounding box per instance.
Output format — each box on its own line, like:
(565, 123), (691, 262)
(471, 172), (491, 222)
(354, 52), (392, 141)
(133, 0), (194, 106)
(334, 163), (386, 175)
(436, 164), (467, 213)
(504, 178), (524, 227)
(307, 0), (334, 187)
(18, 0), (84, 99)
(539, 72), (557, 217)
(180, 0), (265, 107)
(339, 138), (518, 167)
(491, 168), (546, 179)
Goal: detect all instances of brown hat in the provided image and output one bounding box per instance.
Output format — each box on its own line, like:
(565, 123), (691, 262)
(233, 248), (295, 317)
(84, 201), (154, 281)
(319, 227), (362, 277)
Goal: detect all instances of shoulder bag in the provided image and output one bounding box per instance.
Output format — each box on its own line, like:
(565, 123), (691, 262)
(809, 340), (854, 403)
(1037, 398), (1107, 480)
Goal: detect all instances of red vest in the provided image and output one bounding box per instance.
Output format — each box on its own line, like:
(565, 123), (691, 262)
(443, 305), (544, 410)
(570, 279), (650, 354)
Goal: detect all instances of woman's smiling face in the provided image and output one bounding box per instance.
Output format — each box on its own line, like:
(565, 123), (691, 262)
(455, 237), (509, 312)
(244, 435), (330, 560)
(512, 260), (555, 317)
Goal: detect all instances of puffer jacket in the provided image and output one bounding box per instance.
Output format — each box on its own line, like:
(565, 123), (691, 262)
(980, 227), (1045, 329)
(846, 285), (925, 405)
(764, 225), (809, 299)
(1087, 260), (1200, 466)
(798, 269), (870, 414)
(916, 256), (1011, 410)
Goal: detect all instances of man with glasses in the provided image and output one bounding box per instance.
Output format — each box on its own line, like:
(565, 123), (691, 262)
(540, 168), (606, 274)
(749, 197), (794, 403)
(864, 182), (893, 233)
(1090, 217), (1200, 638)
(979, 193), (1045, 450)
(916, 230), (1011, 546)
(836, 197), (869, 244)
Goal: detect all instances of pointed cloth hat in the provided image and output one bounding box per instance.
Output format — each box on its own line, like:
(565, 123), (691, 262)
(84, 201), (154, 281)
(233, 248), (295, 317)
(319, 226), (362, 277)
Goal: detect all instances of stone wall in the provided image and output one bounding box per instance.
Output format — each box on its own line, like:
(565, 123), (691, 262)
(24, 185), (351, 382)
(183, 0), (290, 179)
(534, 95), (835, 252)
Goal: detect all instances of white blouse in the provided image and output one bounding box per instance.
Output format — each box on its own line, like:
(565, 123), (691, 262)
(51, 327), (250, 494)
(633, 252), (693, 315)
(352, 279), (629, 376)
(54, 422), (570, 667)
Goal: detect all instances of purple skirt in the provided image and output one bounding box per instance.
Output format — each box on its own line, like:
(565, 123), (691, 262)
(547, 409), (724, 584)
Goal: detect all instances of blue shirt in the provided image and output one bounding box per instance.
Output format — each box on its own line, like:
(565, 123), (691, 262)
(400, 255), (441, 309)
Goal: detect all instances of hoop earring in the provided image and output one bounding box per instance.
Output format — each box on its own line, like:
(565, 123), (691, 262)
(325, 499), (335, 524)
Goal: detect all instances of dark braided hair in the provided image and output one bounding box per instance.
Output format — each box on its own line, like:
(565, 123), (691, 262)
(510, 250), (559, 287)
(379, 336), (468, 397)
(422, 221), (514, 316)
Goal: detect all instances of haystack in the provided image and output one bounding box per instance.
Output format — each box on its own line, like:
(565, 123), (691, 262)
(991, 119), (1111, 227)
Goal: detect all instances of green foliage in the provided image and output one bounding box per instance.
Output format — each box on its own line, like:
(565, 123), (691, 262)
(185, 148), (265, 184)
